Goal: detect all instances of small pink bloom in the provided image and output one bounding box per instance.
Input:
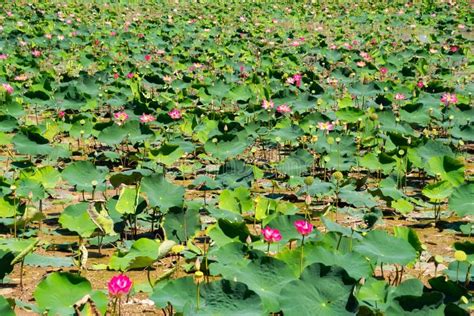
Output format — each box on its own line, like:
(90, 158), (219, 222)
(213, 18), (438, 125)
(261, 227), (282, 243)
(293, 74), (302, 87)
(0, 54), (7, 60)
(168, 108), (182, 120)
(114, 111), (129, 125)
(137, 33), (145, 38)
(58, 111), (66, 118)
(127, 72), (134, 79)
(318, 121), (334, 131)
(290, 40), (300, 47)
(379, 67), (388, 75)
(440, 93), (458, 106)
(108, 274), (132, 298)
(450, 46), (459, 53)
(2, 83), (13, 94)
(294, 220), (314, 236)
(356, 61), (366, 67)
(45, 34), (52, 40)
(417, 81), (424, 88)
(144, 54), (151, 61)
(276, 104), (291, 114)
(66, 19), (72, 25)
(329, 44), (337, 50)
(110, 31), (117, 36)
(6, 11), (13, 17)
(14, 74), (28, 81)
(286, 77), (295, 85)
(139, 113), (155, 123)
(394, 93), (405, 100)
(113, 73), (119, 80)
(262, 99), (274, 110)
(32, 50), (41, 58)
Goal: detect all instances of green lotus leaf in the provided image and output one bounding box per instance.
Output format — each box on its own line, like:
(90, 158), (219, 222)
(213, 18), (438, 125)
(0, 296), (14, 316)
(58, 203), (97, 238)
(141, 174), (185, 211)
(61, 161), (107, 192)
(448, 183), (473, 217)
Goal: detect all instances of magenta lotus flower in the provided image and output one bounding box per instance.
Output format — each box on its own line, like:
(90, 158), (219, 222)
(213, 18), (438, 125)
(113, 73), (119, 80)
(114, 111), (129, 126)
(144, 54), (151, 61)
(262, 99), (274, 110)
(108, 274), (132, 298)
(394, 93), (405, 100)
(276, 104), (291, 114)
(450, 46), (459, 53)
(293, 74), (302, 87)
(126, 72), (134, 79)
(379, 67), (388, 75)
(139, 113), (155, 123)
(58, 111), (66, 119)
(440, 93), (458, 105)
(294, 220), (314, 236)
(417, 81), (424, 88)
(2, 83), (13, 95)
(168, 108), (182, 120)
(31, 50), (41, 58)
(0, 54), (7, 60)
(261, 227), (282, 243)
(318, 121), (334, 131)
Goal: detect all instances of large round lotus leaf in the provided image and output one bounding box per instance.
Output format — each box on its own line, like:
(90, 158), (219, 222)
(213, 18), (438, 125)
(27, 166), (61, 190)
(279, 263), (355, 316)
(163, 207), (201, 243)
(34, 272), (92, 315)
(427, 156), (465, 187)
(207, 219), (251, 247)
(218, 186), (253, 214)
(58, 203), (97, 238)
(422, 181), (453, 200)
(354, 230), (417, 265)
(97, 124), (128, 145)
(386, 292), (445, 316)
(449, 183), (474, 217)
(0, 296), (14, 316)
(109, 238), (160, 271)
(204, 135), (249, 161)
(152, 277), (264, 316)
(15, 179), (45, 201)
(211, 255), (296, 313)
(141, 174), (184, 211)
(12, 132), (52, 156)
(215, 160), (254, 189)
(0, 197), (16, 218)
(276, 149), (313, 177)
(149, 143), (185, 167)
(61, 161), (107, 192)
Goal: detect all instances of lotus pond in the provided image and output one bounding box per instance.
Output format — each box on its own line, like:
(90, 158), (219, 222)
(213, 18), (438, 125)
(0, 1), (473, 315)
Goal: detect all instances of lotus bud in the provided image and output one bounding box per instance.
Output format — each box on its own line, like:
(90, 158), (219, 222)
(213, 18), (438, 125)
(195, 257), (201, 271)
(212, 138), (218, 143)
(449, 115), (454, 120)
(454, 250), (467, 262)
(395, 117), (400, 122)
(304, 176), (314, 186)
(459, 140), (464, 146)
(224, 124), (228, 131)
(305, 194), (312, 205)
(460, 296), (468, 304)
(10, 185), (16, 191)
(246, 235), (252, 244)
(379, 105), (384, 110)
(80, 130), (85, 134)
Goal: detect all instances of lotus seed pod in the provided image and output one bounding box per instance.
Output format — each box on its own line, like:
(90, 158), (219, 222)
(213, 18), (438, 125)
(454, 250), (467, 262)
(398, 149), (405, 155)
(10, 185), (16, 191)
(333, 171), (343, 182)
(434, 255), (444, 264)
(370, 113), (378, 120)
(194, 271), (204, 284)
(91, 180), (98, 187)
(171, 244), (185, 254)
(335, 137), (341, 143)
(459, 140), (464, 146)
(80, 119), (86, 125)
(327, 137), (334, 145)
(304, 176), (314, 186)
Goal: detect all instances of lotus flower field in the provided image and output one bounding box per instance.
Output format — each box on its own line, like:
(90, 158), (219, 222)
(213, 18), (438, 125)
(0, 1), (473, 315)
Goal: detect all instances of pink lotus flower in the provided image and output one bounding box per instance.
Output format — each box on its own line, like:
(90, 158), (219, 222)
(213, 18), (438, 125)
(113, 73), (119, 80)
(262, 99), (274, 110)
(144, 54), (151, 61)
(126, 72), (134, 79)
(294, 220), (314, 236)
(139, 113), (155, 123)
(31, 50), (41, 58)
(329, 44), (337, 50)
(14, 74), (28, 81)
(394, 93), (406, 100)
(110, 31), (117, 36)
(318, 121), (334, 131)
(417, 81), (424, 88)
(0, 54), (7, 60)
(168, 108), (182, 120)
(58, 111), (66, 118)
(261, 227), (282, 243)
(114, 111), (129, 125)
(293, 74), (302, 87)
(450, 46), (459, 53)
(277, 104), (291, 114)
(356, 61), (366, 67)
(290, 40), (300, 47)
(108, 274), (132, 298)
(440, 93), (458, 105)
(379, 67), (388, 75)
(2, 83), (13, 94)
(286, 77), (295, 85)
